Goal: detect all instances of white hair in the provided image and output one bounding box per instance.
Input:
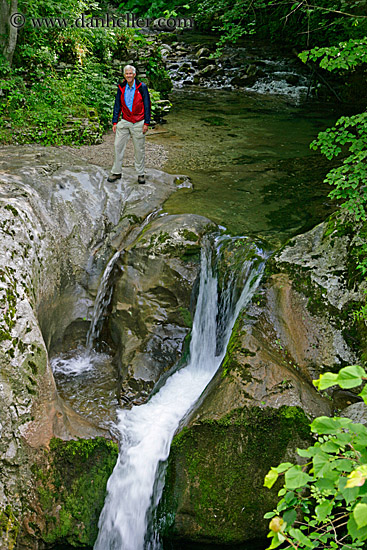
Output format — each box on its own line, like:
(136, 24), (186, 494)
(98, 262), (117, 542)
(124, 65), (136, 75)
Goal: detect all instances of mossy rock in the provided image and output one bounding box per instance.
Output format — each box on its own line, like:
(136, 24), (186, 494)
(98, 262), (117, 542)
(158, 406), (310, 545)
(0, 505), (19, 550)
(30, 437), (118, 547)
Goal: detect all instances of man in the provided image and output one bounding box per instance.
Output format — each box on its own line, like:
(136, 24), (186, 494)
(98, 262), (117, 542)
(107, 65), (150, 184)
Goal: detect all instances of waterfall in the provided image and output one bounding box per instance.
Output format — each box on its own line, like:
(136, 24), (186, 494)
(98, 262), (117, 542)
(86, 250), (121, 350)
(94, 236), (266, 550)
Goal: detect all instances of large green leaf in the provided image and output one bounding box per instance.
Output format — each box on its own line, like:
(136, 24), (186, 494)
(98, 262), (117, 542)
(284, 466), (312, 490)
(311, 416), (352, 434)
(348, 515), (367, 541)
(353, 503), (367, 529)
(315, 500), (333, 521)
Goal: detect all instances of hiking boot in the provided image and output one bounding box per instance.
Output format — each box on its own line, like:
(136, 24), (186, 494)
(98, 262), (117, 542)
(107, 173), (121, 182)
(138, 175), (145, 184)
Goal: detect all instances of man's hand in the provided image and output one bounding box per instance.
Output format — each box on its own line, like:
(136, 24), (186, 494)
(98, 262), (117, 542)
(143, 124), (149, 134)
(112, 124), (117, 133)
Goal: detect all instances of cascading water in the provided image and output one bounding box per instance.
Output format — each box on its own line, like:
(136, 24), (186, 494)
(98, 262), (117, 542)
(86, 249), (121, 350)
(94, 235), (267, 550)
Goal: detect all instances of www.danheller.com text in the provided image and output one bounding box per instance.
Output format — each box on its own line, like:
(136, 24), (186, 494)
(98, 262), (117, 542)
(9, 11), (195, 30)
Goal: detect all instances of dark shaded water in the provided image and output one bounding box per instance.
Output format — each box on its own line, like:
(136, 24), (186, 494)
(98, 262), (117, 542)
(150, 88), (339, 246)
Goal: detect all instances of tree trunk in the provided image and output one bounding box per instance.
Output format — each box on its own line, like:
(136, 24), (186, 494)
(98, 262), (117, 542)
(0, 0), (18, 65)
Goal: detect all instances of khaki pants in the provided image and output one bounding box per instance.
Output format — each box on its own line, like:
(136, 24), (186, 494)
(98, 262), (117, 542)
(111, 119), (145, 176)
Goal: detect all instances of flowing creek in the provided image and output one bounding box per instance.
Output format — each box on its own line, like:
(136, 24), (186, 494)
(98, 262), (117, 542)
(51, 40), (342, 550)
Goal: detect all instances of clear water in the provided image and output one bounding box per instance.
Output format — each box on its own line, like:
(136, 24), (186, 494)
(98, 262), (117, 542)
(93, 237), (266, 550)
(51, 346), (118, 427)
(150, 89), (339, 245)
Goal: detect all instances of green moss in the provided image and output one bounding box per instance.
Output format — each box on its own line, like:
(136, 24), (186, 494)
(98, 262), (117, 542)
(33, 437), (118, 547)
(221, 312), (255, 378)
(4, 204), (18, 217)
(178, 307), (193, 329)
(180, 229), (199, 242)
(0, 505), (19, 550)
(160, 406), (310, 545)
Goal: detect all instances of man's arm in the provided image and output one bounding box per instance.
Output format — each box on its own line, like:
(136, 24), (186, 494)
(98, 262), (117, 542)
(140, 83), (151, 125)
(112, 87), (121, 131)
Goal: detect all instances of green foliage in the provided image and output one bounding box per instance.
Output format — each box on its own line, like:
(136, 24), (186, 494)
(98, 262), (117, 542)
(302, 61), (367, 251)
(298, 37), (367, 283)
(146, 50), (172, 94)
(264, 365), (367, 550)
(299, 38), (367, 71)
(0, 505), (19, 550)
(117, 0), (189, 18)
(192, 0), (367, 51)
(0, 62), (118, 144)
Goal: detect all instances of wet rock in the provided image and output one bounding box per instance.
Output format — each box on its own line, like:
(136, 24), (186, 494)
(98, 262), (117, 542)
(341, 402), (367, 424)
(109, 214), (216, 405)
(195, 47), (211, 58)
(161, 43), (173, 52)
(178, 62), (192, 75)
(23, 437), (119, 548)
(199, 64), (217, 77)
(231, 74), (257, 87)
(285, 73), (300, 85)
(197, 56), (212, 69)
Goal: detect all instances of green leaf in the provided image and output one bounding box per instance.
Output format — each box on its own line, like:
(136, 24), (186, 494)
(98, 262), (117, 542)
(264, 468), (279, 489)
(285, 466), (312, 490)
(297, 447), (312, 458)
(320, 438), (342, 453)
(283, 508), (297, 526)
(313, 450), (333, 475)
(289, 527), (315, 548)
(354, 503), (367, 529)
(275, 462), (294, 473)
(315, 500), (333, 521)
(311, 416), (352, 435)
(359, 385), (367, 405)
(337, 365), (366, 389)
(339, 477), (361, 505)
(314, 366), (366, 391)
(348, 515), (367, 542)
(313, 372), (338, 390)
(315, 477), (336, 491)
(267, 532), (285, 549)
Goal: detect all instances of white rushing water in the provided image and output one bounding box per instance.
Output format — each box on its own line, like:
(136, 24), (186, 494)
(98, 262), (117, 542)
(94, 236), (266, 550)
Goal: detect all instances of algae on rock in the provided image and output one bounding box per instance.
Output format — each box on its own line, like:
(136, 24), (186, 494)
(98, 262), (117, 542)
(160, 406), (310, 545)
(25, 437), (118, 548)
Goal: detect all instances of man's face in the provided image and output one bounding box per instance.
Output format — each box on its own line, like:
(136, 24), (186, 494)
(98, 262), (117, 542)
(124, 69), (135, 86)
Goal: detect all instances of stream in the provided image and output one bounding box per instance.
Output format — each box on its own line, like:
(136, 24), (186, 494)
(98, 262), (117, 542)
(153, 88), (338, 245)
(51, 38), (341, 550)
